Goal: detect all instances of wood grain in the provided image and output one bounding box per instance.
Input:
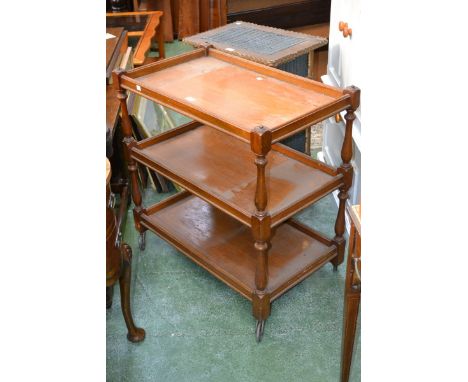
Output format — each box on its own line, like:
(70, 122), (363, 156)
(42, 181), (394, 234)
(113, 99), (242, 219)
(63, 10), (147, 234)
(141, 194), (337, 301)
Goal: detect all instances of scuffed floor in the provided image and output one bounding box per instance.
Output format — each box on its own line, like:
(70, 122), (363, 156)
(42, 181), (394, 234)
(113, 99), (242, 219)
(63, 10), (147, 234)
(106, 190), (361, 382)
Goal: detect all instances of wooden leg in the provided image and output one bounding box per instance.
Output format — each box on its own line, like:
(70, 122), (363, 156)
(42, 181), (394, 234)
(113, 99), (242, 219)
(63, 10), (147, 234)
(119, 243), (145, 343)
(332, 189), (348, 269)
(340, 289), (360, 382)
(340, 222), (361, 382)
(113, 81), (146, 239)
(157, 15), (166, 59)
(305, 126), (311, 156)
(106, 286), (114, 309)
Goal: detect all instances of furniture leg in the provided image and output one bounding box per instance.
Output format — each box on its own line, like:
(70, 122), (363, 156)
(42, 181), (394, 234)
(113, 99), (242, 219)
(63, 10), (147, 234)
(332, 86), (360, 270)
(157, 14), (166, 59)
(340, 221), (361, 382)
(113, 69), (147, 250)
(119, 242), (146, 343)
(106, 285), (114, 309)
(251, 126), (272, 342)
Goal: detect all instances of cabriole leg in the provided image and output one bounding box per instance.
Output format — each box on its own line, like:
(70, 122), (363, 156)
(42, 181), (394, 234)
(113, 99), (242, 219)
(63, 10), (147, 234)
(119, 243), (146, 343)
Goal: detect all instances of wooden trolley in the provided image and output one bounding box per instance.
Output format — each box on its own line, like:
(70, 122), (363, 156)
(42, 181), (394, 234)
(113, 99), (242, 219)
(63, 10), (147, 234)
(113, 47), (360, 342)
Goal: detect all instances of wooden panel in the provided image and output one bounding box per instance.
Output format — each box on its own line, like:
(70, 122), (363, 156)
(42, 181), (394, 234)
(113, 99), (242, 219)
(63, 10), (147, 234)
(141, 194), (337, 299)
(135, 56), (338, 132)
(133, 125), (342, 225)
(227, 0), (331, 29)
(106, 27), (125, 74)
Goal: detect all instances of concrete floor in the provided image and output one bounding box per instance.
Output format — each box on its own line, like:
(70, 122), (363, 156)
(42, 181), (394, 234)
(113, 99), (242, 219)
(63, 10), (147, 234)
(106, 41), (361, 382)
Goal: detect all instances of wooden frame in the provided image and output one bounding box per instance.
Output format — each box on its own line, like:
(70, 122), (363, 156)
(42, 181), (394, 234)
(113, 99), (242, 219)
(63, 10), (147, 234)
(112, 48), (360, 341)
(340, 204), (361, 382)
(106, 10), (165, 66)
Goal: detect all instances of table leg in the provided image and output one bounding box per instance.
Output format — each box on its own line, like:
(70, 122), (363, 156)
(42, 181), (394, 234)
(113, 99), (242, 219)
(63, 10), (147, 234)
(119, 243), (146, 343)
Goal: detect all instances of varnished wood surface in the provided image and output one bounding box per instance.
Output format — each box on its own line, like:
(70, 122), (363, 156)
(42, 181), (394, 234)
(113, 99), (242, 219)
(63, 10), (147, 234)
(132, 124), (343, 226)
(141, 193), (337, 300)
(135, 55), (337, 132)
(106, 86), (120, 134)
(120, 48), (349, 142)
(106, 27), (125, 70)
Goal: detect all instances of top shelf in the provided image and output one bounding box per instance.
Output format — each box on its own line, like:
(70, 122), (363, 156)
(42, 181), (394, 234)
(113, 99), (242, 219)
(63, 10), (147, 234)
(119, 48), (352, 143)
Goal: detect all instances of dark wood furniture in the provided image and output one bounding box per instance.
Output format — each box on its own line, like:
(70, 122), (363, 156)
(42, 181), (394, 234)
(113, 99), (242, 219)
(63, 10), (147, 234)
(113, 47), (360, 341)
(106, 159), (145, 343)
(227, 0), (331, 30)
(107, 27), (129, 136)
(341, 204), (361, 382)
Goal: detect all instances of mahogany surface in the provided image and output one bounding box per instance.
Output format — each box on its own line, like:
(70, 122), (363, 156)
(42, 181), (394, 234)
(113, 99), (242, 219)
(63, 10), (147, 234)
(106, 27), (125, 70)
(141, 193), (337, 301)
(120, 48), (350, 142)
(133, 124), (342, 226)
(136, 56), (336, 131)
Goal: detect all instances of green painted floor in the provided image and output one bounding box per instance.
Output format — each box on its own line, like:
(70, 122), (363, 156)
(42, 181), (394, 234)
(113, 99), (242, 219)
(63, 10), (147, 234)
(106, 41), (360, 382)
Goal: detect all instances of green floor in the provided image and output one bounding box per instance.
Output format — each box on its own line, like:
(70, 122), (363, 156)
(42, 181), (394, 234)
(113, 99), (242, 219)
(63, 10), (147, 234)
(106, 41), (361, 382)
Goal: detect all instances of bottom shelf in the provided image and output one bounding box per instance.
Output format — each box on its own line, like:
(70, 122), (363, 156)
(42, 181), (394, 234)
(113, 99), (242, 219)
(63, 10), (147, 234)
(141, 192), (337, 301)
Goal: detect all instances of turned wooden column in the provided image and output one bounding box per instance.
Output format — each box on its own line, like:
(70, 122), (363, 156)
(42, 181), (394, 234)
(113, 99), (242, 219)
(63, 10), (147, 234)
(112, 69), (145, 238)
(332, 86), (360, 269)
(250, 126), (272, 323)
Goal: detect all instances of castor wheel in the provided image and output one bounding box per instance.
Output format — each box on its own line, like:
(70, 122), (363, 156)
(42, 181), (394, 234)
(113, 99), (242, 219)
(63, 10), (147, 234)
(255, 320), (265, 343)
(138, 232), (146, 251)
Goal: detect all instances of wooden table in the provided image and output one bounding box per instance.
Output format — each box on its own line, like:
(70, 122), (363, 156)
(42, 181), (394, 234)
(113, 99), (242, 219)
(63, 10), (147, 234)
(112, 47), (360, 342)
(106, 159), (145, 342)
(341, 204), (361, 382)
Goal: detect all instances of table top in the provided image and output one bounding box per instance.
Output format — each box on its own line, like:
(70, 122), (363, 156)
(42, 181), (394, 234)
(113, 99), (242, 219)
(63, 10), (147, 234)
(183, 21), (328, 66)
(121, 48), (350, 143)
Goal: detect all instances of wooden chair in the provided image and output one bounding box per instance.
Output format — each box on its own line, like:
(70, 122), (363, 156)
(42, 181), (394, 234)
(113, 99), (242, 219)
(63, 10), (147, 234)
(106, 159), (145, 342)
(340, 204), (361, 382)
(106, 10), (165, 66)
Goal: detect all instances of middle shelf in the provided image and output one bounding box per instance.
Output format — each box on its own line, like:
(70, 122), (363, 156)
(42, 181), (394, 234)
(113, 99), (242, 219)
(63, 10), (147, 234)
(132, 122), (344, 227)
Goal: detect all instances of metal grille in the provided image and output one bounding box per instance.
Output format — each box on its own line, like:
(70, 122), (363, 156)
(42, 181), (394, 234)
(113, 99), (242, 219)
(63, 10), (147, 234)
(206, 24), (307, 55)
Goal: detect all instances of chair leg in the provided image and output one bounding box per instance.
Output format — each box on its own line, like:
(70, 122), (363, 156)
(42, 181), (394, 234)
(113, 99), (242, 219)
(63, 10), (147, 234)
(119, 243), (145, 343)
(340, 291), (360, 382)
(106, 285), (114, 309)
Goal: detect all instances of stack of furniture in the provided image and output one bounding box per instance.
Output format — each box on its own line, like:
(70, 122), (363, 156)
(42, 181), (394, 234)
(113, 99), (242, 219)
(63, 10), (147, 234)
(113, 47), (359, 341)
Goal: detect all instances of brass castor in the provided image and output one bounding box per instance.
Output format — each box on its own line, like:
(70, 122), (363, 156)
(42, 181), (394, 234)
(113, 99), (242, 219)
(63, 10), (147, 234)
(138, 232), (146, 251)
(256, 320), (265, 343)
